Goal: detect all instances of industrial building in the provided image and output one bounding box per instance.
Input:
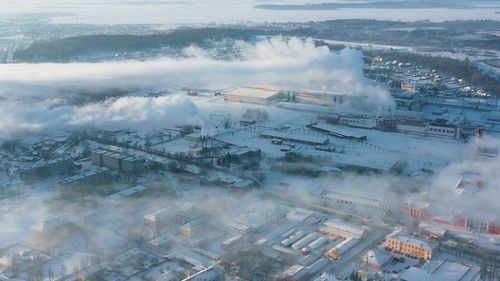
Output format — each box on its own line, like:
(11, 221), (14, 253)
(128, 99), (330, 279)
(394, 121), (426, 135)
(326, 237), (359, 260)
(338, 115), (378, 129)
(308, 123), (367, 141)
(224, 146), (261, 165)
(259, 131), (329, 146)
(426, 122), (461, 139)
(225, 207), (288, 233)
(291, 90), (344, 106)
(400, 261), (481, 281)
(291, 233), (319, 251)
(392, 120), (461, 139)
(223, 86), (289, 104)
(308, 236), (329, 251)
(281, 230), (307, 247)
(321, 191), (388, 212)
(319, 110), (462, 139)
(318, 220), (370, 239)
(385, 230), (437, 260)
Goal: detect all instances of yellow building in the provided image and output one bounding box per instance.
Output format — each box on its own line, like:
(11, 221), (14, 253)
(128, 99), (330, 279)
(385, 231), (436, 260)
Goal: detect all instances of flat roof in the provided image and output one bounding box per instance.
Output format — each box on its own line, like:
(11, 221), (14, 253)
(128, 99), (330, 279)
(403, 261), (481, 281)
(229, 207), (288, 230)
(400, 267), (434, 281)
(310, 123), (367, 139)
(259, 130), (329, 145)
(432, 261), (478, 281)
(224, 86), (285, 99)
(320, 219), (368, 237)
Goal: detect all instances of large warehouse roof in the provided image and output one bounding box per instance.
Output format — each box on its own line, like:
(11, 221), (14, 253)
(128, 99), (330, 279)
(225, 86), (284, 99)
(224, 86), (288, 103)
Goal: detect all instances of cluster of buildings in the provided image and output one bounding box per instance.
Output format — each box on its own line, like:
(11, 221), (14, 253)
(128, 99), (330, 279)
(352, 227), (489, 281)
(1, 57), (499, 281)
(368, 57), (492, 99)
(220, 78), (499, 142)
(404, 177), (500, 235)
(367, 56), (500, 138)
(15, 156), (75, 181)
(91, 148), (145, 175)
(317, 110), (463, 140)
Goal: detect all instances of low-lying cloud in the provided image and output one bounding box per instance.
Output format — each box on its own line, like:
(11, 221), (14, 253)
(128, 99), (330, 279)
(69, 95), (201, 130)
(0, 37), (393, 136)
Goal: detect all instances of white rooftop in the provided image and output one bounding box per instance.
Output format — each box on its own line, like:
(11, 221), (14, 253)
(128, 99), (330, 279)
(388, 231), (437, 250)
(320, 219), (369, 238)
(224, 86), (285, 99)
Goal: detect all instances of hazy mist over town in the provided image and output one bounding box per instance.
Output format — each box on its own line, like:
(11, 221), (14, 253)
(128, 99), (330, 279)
(0, 1), (499, 281)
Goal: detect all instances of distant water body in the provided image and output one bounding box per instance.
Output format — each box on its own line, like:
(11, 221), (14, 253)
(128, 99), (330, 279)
(256, 1), (480, 10)
(1, 0), (499, 25)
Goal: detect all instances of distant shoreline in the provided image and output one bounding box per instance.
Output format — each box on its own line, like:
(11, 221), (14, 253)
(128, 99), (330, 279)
(255, 2), (492, 11)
